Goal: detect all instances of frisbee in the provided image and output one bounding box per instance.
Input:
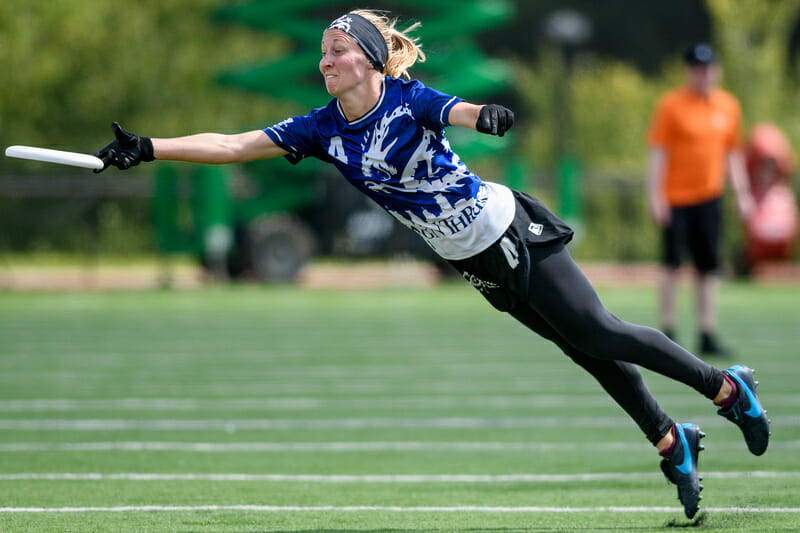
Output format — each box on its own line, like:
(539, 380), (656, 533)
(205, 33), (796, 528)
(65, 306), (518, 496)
(5, 145), (105, 170)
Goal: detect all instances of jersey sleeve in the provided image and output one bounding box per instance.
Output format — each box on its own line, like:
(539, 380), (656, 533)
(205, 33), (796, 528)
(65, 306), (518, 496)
(263, 113), (321, 165)
(406, 80), (463, 131)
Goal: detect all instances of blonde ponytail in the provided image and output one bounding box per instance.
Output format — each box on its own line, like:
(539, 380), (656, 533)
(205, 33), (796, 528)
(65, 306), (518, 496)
(351, 10), (426, 79)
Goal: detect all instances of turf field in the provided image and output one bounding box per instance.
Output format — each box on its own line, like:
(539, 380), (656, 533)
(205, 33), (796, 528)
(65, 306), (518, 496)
(0, 280), (798, 531)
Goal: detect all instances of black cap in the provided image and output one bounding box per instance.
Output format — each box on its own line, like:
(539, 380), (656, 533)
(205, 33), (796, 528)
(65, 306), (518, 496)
(684, 43), (715, 65)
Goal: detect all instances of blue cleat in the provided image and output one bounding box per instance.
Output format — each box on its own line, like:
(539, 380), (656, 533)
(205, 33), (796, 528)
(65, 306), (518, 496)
(718, 365), (770, 456)
(660, 423), (705, 519)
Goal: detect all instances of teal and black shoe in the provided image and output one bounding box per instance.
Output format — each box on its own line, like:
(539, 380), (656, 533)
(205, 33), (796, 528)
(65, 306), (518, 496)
(718, 365), (770, 456)
(660, 423), (705, 519)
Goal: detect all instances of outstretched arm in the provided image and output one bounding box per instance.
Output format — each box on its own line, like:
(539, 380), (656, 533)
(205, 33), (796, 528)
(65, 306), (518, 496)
(153, 130), (287, 164)
(448, 102), (514, 136)
(94, 123), (287, 172)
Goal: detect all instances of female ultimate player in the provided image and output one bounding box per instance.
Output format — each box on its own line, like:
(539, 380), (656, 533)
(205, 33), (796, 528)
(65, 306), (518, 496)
(95, 10), (769, 519)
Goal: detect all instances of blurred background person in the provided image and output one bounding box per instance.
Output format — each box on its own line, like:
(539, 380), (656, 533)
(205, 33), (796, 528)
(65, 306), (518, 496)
(738, 122), (799, 276)
(646, 43), (754, 357)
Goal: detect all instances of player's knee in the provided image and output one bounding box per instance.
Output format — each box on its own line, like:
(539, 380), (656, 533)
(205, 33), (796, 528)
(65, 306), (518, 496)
(566, 312), (625, 359)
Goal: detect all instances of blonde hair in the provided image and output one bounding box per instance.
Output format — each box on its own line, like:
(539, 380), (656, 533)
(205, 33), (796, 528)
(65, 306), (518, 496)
(351, 10), (426, 79)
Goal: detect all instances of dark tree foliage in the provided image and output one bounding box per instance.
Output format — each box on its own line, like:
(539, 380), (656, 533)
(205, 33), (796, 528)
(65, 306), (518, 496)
(477, 0), (711, 73)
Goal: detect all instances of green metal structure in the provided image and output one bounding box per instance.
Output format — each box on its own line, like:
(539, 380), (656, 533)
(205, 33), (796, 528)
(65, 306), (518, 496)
(153, 0), (517, 280)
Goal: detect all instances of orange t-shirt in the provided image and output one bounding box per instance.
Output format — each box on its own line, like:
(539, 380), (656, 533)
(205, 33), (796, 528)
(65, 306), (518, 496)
(647, 87), (743, 206)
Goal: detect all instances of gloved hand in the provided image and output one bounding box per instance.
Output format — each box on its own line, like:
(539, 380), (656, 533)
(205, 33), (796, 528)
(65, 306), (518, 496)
(476, 104), (514, 137)
(93, 122), (154, 173)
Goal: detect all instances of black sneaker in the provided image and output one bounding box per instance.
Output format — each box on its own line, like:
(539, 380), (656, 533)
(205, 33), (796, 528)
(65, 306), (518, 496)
(700, 332), (730, 357)
(660, 423), (705, 519)
(718, 365), (770, 456)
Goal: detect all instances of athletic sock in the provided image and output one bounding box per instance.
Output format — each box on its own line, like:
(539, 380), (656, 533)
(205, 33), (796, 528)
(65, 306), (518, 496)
(715, 374), (738, 410)
(658, 425), (678, 458)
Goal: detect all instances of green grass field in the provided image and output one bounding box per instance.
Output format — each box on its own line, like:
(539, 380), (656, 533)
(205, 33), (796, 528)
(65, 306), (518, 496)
(1, 280), (798, 532)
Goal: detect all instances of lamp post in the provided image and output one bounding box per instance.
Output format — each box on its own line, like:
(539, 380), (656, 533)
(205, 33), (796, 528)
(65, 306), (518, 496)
(543, 9), (592, 233)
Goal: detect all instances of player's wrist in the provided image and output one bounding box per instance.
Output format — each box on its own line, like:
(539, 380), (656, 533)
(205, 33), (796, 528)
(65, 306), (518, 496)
(140, 137), (154, 162)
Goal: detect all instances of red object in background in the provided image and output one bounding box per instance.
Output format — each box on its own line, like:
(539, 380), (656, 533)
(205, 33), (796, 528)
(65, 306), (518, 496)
(745, 123), (796, 187)
(744, 123), (798, 264)
(746, 183), (798, 261)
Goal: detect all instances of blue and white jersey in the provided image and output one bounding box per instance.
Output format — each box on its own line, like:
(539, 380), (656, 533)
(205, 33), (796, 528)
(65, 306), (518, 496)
(264, 76), (515, 260)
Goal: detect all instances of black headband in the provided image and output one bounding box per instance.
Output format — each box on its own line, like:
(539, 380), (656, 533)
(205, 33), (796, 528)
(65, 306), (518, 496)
(327, 13), (388, 72)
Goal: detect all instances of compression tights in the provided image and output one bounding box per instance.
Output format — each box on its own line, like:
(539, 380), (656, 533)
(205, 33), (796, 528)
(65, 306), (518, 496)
(508, 243), (725, 445)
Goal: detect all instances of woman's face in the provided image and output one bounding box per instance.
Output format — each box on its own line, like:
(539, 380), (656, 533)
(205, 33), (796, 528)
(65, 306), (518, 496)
(320, 30), (372, 97)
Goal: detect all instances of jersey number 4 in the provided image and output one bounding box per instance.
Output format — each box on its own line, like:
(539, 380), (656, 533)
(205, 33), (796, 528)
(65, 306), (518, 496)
(328, 136), (348, 164)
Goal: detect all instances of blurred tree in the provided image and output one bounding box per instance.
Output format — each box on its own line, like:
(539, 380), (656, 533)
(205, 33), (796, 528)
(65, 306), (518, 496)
(510, 0), (800, 183)
(707, 0), (800, 130)
(0, 0), (289, 164)
(2, 0), (799, 262)
(511, 1), (800, 261)
(480, 0), (711, 74)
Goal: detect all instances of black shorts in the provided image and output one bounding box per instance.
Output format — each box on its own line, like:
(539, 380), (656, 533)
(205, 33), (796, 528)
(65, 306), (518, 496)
(448, 190), (574, 312)
(662, 197), (722, 273)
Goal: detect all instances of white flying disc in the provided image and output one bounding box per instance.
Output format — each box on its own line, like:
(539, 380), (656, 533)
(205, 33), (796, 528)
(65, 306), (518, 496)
(5, 145), (104, 170)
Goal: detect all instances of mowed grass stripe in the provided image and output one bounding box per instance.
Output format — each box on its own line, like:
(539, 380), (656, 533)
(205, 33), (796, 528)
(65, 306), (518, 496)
(2, 287), (796, 400)
(3, 392), (800, 411)
(1, 415), (798, 430)
(3, 440), (799, 452)
(2, 505), (800, 513)
(2, 471), (799, 481)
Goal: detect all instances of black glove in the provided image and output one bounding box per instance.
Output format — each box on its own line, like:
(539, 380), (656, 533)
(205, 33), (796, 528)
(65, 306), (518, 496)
(93, 122), (154, 173)
(476, 104), (514, 137)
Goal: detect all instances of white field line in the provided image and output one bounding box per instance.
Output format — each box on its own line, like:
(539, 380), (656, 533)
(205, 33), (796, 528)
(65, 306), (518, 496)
(0, 471), (798, 482)
(1, 415), (799, 431)
(2, 440), (800, 452)
(1, 505), (800, 513)
(4, 394), (800, 412)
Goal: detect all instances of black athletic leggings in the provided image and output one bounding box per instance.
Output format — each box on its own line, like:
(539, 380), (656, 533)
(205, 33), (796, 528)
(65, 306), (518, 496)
(455, 241), (725, 446)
